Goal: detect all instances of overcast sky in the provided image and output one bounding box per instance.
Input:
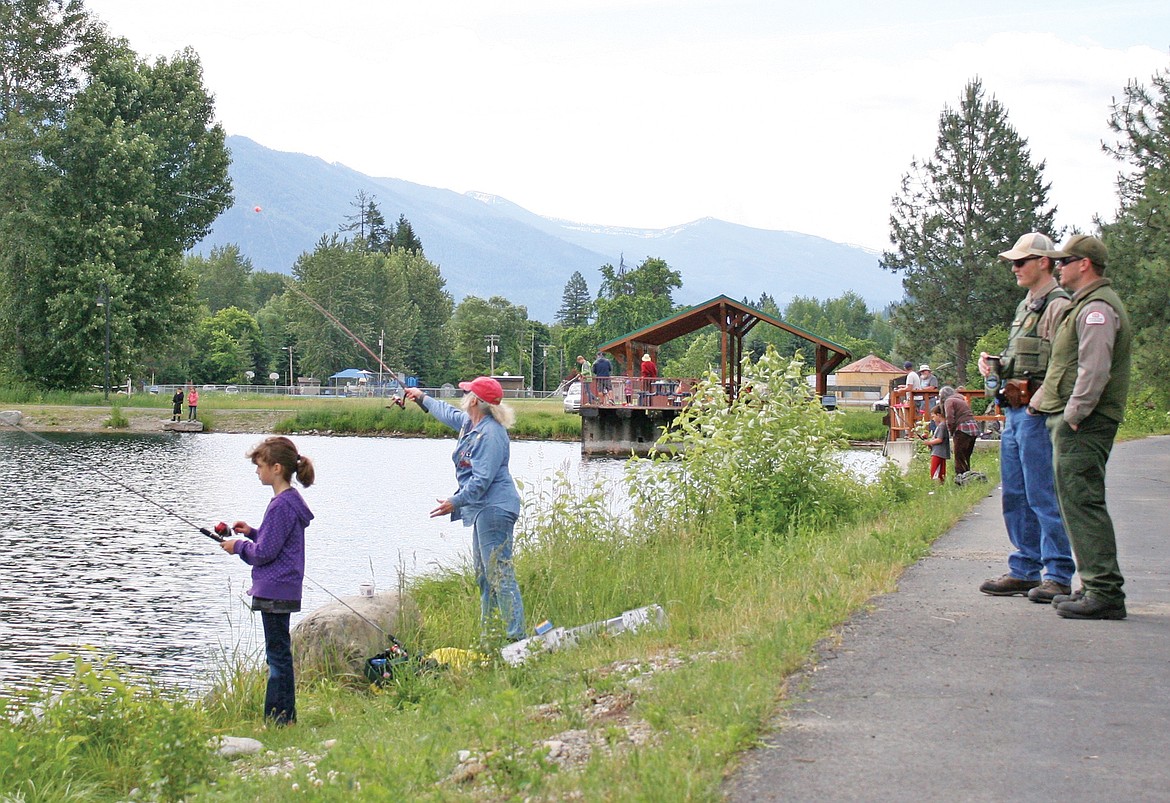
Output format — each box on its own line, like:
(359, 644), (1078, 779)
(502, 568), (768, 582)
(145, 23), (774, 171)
(87, 0), (1170, 251)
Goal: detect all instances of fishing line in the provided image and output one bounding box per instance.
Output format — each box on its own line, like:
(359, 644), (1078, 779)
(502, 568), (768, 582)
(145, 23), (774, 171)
(0, 410), (220, 540)
(281, 279), (410, 404)
(282, 279), (402, 378)
(0, 410), (394, 640)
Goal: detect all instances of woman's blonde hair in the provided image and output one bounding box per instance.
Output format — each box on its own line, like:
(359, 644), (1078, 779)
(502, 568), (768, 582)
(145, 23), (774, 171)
(460, 392), (516, 429)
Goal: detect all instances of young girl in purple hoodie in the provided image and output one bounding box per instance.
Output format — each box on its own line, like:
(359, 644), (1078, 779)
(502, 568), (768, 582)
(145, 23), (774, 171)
(220, 436), (315, 726)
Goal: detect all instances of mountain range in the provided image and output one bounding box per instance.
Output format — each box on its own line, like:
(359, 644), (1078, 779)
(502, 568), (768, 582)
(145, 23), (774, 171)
(193, 136), (904, 322)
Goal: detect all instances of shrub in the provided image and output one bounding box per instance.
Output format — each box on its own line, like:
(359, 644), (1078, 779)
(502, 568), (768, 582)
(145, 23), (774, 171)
(103, 405), (130, 429)
(0, 650), (214, 802)
(628, 347), (889, 548)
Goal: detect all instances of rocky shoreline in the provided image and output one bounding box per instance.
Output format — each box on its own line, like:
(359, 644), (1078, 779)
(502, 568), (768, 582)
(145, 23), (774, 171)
(2, 405), (287, 435)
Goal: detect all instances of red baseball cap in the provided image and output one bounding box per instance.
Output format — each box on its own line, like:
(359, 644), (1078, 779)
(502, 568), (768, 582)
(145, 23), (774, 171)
(459, 376), (503, 405)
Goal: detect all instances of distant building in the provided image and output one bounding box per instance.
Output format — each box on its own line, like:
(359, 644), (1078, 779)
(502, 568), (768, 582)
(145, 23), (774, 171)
(833, 355), (904, 405)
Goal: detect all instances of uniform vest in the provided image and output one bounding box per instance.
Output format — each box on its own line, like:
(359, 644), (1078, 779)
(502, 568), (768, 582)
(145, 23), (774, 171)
(1002, 285), (1069, 382)
(1038, 279), (1131, 422)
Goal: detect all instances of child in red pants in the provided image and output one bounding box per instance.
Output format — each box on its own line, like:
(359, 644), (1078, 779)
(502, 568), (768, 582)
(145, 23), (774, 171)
(924, 407), (950, 484)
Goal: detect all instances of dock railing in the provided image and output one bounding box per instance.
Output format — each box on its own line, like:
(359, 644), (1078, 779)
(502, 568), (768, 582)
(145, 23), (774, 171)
(886, 386), (1004, 440)
(580, 374), (694, 410)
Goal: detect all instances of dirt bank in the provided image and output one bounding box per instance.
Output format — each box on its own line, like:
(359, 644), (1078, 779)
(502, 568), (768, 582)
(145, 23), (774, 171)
(2, 405), (290, 435)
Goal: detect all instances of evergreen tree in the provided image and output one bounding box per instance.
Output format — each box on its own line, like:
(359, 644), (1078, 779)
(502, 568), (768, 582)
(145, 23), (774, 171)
(288, 235), (417, 381)
(396, 249), (453, 385)
(391, 214), (424, 253)
(1101, 62), (1170, 406)
(594, 256), (682, 347)
(881, 78), (1057, 383)
(556, 270), (592, 327)
(340, 191), (392, 252)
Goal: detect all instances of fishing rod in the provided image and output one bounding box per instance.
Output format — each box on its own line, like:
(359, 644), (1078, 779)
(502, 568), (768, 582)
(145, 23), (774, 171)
(0, 409), (396, 641)
(281, 279), (408, 405)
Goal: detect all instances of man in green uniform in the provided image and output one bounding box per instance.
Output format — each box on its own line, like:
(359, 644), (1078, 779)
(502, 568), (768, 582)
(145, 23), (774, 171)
(1030, 235), (1132, 620)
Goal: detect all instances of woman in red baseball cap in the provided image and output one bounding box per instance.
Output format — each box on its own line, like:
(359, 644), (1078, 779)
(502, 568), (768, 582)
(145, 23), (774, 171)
(404, 377), (526, 641)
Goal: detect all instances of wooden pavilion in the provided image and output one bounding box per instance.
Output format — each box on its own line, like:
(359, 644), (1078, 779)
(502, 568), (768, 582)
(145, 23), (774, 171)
(578, 295), (851, 455)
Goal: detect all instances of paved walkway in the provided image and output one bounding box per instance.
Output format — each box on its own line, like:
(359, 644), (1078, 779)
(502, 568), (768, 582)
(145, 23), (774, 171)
(727, 435), (1170, 802)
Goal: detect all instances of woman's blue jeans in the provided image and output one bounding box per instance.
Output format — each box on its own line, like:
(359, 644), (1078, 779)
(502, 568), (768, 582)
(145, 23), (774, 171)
(261, 611), (296, 725)
(472, 506), (526, 641)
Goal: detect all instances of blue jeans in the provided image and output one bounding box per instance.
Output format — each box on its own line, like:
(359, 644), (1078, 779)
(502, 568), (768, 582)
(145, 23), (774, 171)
(261, 612), (296, 725)
(1000, 407), (1074, 585)
(472, 506), (526, 641)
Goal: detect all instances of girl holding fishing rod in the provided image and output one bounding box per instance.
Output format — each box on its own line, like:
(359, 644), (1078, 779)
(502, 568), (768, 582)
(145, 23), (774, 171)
(219, 436), (315, 726)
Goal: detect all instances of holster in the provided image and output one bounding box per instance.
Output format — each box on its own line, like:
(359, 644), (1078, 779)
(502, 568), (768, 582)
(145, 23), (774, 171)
(1000, 379), (1033, 409)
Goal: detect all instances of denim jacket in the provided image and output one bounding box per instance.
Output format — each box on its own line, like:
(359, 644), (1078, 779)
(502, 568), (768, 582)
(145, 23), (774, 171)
(420, 396), (521, 525)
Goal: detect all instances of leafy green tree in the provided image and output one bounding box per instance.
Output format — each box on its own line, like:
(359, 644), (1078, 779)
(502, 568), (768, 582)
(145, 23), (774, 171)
(1101, 62), (1170, 406)
(0, 6), (230, 389)
(965, 324), (1009, 391)
(288, 235), (417, 382)
(742, 293), (791, 358)
(882, 78), (1057, 384)
(192, 306), (264, 383)
(748, 292), (888, 362)
(396, 249), (453, 385)
(255, 291), (294, 379)
(662, 330), (721, 378)
(251, 270), (289, 308)
(0, 0), (99, 129)
(594, 256), (682, 346)
(189, 244), (255, 313)
(557, 270), (593, 327)
(444, 295), (528, 380)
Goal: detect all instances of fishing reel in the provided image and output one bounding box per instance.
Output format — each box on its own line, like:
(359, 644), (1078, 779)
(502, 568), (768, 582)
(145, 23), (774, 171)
(364, 635), (413, 684)
(200, 521), (232, 542)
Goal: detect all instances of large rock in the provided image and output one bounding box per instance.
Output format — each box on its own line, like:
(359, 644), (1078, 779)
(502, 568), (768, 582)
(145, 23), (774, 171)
(292, 591), (419, 680)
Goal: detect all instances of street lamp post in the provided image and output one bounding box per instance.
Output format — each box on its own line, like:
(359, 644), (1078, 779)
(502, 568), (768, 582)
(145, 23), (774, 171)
(485, 334), (499, 376)
(282, 346), (294, 394)
(95, 283), (111, 401)
(540, 344), (553, 393)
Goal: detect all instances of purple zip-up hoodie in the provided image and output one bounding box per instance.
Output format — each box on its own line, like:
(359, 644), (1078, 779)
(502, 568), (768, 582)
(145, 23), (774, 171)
(235, 487), (313, 602)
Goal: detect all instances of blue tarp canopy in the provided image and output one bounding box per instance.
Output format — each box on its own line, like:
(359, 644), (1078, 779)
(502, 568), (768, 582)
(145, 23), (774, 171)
(329, 368), (373, 380)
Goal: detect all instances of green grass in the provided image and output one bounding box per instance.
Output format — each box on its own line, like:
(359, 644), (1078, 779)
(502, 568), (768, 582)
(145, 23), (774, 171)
(836, 408), (889, 441)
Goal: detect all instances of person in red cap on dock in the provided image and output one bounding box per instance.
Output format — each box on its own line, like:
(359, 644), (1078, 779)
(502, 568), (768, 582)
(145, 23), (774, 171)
(405, 376), (526, 641)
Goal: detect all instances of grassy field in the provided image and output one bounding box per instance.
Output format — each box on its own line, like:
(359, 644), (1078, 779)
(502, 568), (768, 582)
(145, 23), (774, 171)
(0, 388), (897, 443)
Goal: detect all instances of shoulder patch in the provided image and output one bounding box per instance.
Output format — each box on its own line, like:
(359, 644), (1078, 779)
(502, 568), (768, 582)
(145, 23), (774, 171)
(1085, 310), (1107, 325)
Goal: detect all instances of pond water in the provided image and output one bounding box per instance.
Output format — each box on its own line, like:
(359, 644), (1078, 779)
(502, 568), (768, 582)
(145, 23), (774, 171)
(0, 430), (619, 692)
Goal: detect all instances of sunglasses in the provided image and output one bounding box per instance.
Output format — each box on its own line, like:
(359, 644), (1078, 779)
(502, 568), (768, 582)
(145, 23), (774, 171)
(1057, 255), (1084, 267)
(1010, 256), (1041, 268)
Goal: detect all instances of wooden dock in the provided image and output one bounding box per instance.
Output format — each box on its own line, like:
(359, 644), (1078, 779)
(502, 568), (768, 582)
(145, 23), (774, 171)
(163, 420), (204, 432)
